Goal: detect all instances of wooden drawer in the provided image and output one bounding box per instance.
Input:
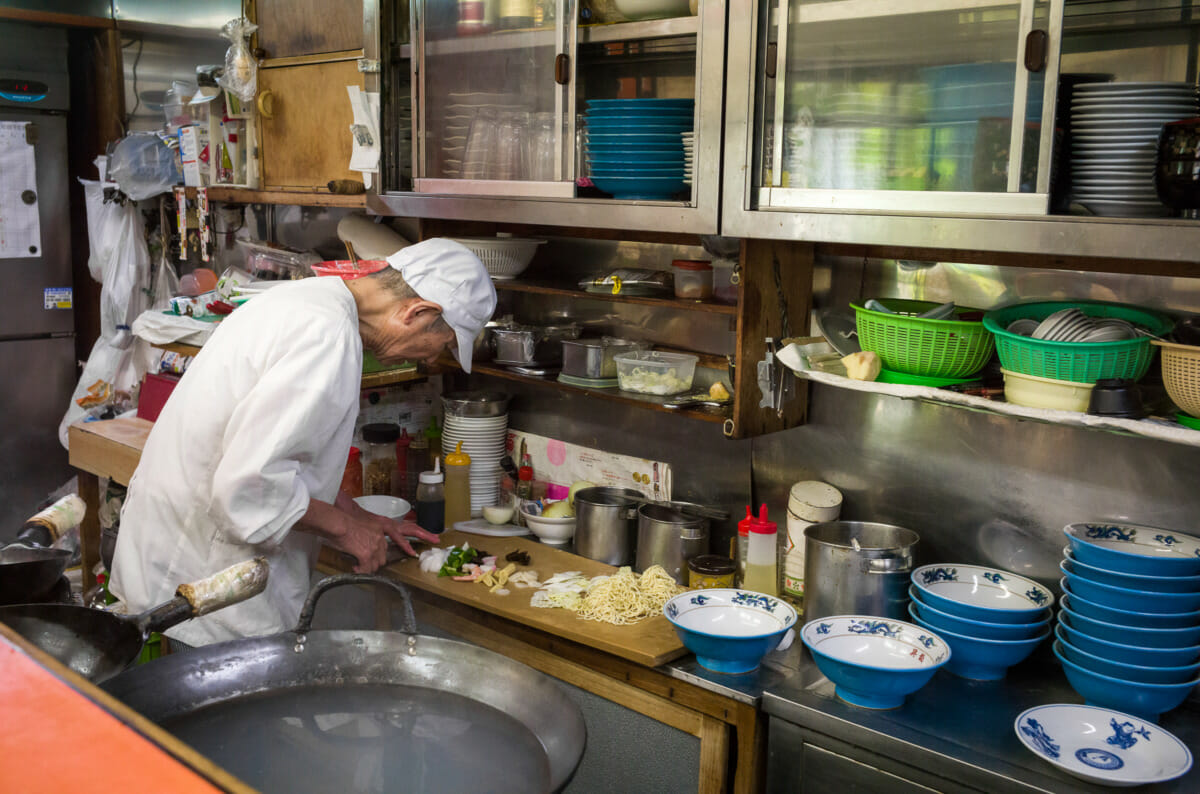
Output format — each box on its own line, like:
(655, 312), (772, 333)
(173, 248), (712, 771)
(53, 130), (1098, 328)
(257, 59), (362, 190)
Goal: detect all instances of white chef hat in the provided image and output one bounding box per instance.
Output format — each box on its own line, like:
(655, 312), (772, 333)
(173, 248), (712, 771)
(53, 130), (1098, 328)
(386, 238), (496, 373)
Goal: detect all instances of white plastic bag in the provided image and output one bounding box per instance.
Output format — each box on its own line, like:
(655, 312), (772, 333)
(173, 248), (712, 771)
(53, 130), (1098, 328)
(218, 17), (259, 104)
(107, 133), (181, 201)
(58, 179), (154, 446)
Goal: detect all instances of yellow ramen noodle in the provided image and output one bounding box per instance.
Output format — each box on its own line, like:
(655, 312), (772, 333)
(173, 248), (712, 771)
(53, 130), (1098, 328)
(576, 565), (685, 625)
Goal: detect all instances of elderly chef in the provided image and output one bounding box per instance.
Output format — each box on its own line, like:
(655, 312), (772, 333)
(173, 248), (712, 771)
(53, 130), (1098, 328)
(111, 238), (497, 647)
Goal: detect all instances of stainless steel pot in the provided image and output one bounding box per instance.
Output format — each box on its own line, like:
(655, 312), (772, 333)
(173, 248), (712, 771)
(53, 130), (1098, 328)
(561, 337), (645, 379)
(574, 487), (644, 565)
(102, 575), (585, 794)
(440, 390), (510, 417)
(635, 503), (708, 584)
(492, 324), (580, 366)
(802, 521), (919, 622)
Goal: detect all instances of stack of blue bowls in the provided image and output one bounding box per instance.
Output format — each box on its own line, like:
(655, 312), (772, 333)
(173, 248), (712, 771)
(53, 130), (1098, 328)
(1056, 522), (1200, 721)
(908, 563), (1053, 681)
(583, 98), (693, 200)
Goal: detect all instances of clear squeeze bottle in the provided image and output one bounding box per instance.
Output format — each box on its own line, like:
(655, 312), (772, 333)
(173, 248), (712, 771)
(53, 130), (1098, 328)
(415, 458), (446, 534)
(444, 440), (473, 530)
(742, 504), (779, 596)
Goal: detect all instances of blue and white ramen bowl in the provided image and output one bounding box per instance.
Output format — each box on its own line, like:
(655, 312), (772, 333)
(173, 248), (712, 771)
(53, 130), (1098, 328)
(663, 589), (796, 674)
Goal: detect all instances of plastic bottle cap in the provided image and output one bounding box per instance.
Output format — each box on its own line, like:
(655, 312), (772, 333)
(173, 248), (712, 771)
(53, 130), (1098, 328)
(671, 259), (713, 272)
(424, 415), (441, 440)
(362, 423), (401, 444)
(396, 428), (412, 450)
(518, 465), (534, 481)
(737, 505), (754, 537)
(750, 504), (777, 535)
(347, 446), (360, 463)
(445, 439), (471, 466)
(420, 457), (444, 484)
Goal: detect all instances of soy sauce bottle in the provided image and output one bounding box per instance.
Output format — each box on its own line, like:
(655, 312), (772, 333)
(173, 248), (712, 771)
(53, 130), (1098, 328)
(415, 458), (446, 534)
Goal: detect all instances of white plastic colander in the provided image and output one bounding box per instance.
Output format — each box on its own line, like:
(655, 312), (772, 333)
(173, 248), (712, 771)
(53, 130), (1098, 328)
(449, 236), (545, 279)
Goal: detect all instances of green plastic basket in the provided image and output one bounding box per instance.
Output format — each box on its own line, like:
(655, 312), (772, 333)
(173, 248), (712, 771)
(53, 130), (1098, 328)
(876, 368), (981, 387)
(851, 299), (995, 378)
(983, 301), (1174, 384)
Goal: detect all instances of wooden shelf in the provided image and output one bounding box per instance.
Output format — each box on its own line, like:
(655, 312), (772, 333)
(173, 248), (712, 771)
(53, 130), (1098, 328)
(185, 186), (367, 207)
(472, 363), (729, 424)
(150, 343), (426, 388)
(495, 280), (739, 316)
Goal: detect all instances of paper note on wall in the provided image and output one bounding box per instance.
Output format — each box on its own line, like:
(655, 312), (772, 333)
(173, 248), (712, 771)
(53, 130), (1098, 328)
(506, 430), (672, 502)
(0, 121), (41, 259)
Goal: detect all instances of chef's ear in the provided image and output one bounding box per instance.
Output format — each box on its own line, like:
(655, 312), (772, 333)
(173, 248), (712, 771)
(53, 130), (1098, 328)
(400, 299), (443, 327)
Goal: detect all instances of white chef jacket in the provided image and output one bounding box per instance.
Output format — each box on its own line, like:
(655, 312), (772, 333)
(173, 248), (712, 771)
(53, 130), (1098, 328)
(110, 277), (362, 646)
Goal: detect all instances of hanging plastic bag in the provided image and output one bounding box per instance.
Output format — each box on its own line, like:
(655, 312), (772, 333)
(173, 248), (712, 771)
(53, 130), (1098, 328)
(58, 178), (154, 447)
(218, 17), (259, 104)
(107, 132), (182, 201)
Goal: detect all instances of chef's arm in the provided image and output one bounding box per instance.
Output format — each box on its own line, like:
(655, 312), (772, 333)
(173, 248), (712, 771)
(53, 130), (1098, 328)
(293, 494), (441, 573)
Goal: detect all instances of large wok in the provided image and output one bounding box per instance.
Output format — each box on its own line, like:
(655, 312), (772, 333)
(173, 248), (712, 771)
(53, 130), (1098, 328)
(102, 575), (587, 794)
(0, 521), (73, 604)
(0, 557), (269, 682)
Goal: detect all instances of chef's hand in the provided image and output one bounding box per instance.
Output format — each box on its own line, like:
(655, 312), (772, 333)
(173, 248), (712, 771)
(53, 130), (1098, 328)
(333, 519), (390, 574)
(341, 496), (440, 566)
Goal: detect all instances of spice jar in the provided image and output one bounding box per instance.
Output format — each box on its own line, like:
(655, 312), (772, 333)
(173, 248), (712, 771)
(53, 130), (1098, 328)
(687, 555), (736, 590)
(671, 259), (713, 301)
(340, 446), (363, 498)
(362, 423), (401, 496)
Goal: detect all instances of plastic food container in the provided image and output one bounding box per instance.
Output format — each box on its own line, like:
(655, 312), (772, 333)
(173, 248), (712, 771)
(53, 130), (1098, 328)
(561, 337), (646, 379)
(613, 350), (698, 395)
(671, 260), (713, 300)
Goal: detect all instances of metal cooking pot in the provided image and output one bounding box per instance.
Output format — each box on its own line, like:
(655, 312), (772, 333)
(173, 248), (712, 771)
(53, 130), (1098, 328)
(101, 574), (585, 794)
(802, 520), (919, 622)
(635, 503), (709, 585)
(440, 390), (510, 418)
(0, 557), (269, 682)
(574, 487), (644, 566)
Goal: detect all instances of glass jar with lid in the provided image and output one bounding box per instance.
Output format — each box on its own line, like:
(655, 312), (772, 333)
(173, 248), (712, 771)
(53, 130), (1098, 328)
(362, 423), (401, 496)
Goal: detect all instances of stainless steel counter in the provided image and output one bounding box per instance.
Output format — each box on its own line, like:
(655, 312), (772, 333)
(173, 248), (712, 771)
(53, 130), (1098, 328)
(758, 642), (1200, 793)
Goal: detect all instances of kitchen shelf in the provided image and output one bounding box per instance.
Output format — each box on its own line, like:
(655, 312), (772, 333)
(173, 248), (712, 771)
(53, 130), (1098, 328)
(581, 16), (700, 43)
(149, 342), (427, 388)
(472, 362), (730, 424)
(192, 187), (367, 208)
(422, 16), (699, 57)
(494, 280), (739, 316)
(792, 0), (1013, 25)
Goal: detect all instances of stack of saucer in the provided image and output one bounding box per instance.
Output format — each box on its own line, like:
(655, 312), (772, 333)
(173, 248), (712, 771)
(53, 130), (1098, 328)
(682, 132), (694, 185)
(442, 413), (508, 516)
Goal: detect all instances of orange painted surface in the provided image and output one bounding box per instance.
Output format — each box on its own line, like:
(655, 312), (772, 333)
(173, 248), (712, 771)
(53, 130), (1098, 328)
(0, 637), (222, 793)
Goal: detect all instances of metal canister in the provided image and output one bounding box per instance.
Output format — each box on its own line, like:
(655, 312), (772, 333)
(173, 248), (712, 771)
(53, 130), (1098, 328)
(574, 487), (644, 566)
(635, 503), (709, 585)
(802, 521), (919, 622)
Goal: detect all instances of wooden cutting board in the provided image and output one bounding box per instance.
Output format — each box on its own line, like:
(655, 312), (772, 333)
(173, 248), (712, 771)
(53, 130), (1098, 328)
(382, 530), (688, 668)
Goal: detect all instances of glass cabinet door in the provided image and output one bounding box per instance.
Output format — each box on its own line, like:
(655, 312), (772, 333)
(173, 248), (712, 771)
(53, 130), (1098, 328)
(414, 0), (577, 196)
(756, 0), (1062, 214)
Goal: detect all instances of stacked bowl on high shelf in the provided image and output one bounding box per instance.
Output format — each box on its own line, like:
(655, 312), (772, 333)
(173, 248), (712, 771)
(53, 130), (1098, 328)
(850, 298), (995, 387)
(1055, 522), (1200, 721)
(908, 564), (1053, 681)
(1068, 81), (1199, 217)
(440, 391), (510, 518)
(982, 300), (1174, 413)
(583, 98), (693, 200)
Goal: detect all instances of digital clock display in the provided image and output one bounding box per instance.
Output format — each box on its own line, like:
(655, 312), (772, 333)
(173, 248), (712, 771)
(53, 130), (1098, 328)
(0, 78), (49, 103)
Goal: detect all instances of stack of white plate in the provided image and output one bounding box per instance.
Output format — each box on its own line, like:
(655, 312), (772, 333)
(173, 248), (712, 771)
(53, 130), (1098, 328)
(442, 414), (508, 516)
(1069, 82), (1199, 217)
(682, 131), (694, 185)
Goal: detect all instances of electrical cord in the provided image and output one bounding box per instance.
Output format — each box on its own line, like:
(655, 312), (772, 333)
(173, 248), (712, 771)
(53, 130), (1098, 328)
(123, 37), (144, 132)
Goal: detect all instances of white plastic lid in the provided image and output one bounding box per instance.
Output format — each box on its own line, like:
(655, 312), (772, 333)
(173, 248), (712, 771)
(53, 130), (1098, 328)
(420, 457), (443, 484)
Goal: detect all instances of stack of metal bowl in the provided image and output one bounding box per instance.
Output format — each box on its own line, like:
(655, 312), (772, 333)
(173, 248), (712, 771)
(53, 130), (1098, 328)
(908, 563), (1053, 681)
(1055, 522), (1200, 721)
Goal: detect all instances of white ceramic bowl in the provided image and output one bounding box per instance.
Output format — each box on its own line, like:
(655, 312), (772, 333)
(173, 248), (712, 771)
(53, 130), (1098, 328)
(1015, 704), (1192, 787)
(520, 505), (576, 544)
(911, 564), (1054, 623)
(611, 0), (693, 20)
(353, 495), (411, 519)
(1002, 368), (1095, 412)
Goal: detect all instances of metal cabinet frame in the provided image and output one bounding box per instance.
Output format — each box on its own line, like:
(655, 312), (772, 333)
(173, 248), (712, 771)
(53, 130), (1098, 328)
(362, 0), (728, 234)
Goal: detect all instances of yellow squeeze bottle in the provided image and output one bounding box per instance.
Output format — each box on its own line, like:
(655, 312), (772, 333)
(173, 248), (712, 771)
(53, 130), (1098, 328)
(443, 441), (472, 530)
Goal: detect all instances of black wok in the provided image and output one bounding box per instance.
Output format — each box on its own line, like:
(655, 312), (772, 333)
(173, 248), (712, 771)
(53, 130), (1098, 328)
(0, 557), (269, 682)
(0, 521), (73, 604)
(102, 575), (587, 794)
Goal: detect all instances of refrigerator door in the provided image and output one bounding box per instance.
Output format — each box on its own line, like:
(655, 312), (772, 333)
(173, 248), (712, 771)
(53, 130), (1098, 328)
(0, 109), (72, 337)
(0, 336), (76, 543)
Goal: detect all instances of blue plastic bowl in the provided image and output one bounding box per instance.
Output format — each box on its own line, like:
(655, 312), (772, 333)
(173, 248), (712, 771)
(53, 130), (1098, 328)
(801, 615), (950, 709)
(588, 175), (687, 200)
(663, 589), (796, 674)
(585, 145), (683, 156)
(585, 132), (684, 145)
(909, 607), (1048, 680)
(1059, 596), (1200, 648)
(585, 156), (685, 169)
(1058, 614), (1200, 668)
(1062, 546), (1200, 594)
(911, 564), (1054, 624)
(1060, 579), (1200, 628)
(1055, 625), (1200, 684)
(1054, 640), (1200, 722)
(585, 118), (693, 131)
(586, 98), (695, 110)
(1061, 565), (1200, 613)
(589, 168), (685, 178)
(909, 586), (1050, 640)
(1064, 523), (1200, 576)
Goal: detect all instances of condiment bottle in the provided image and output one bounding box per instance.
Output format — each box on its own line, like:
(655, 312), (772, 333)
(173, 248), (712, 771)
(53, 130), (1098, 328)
(742, 504), (779, 596)
(340, 446), (364, 498)
(415, 458), (446, 534)
(514, 464), (534, 527)
(408, 432), (430, 489)
(735, 505), (754, 585)
(362, 423), (401, 496)
(444, 440), (472, 530)
(393, 429), (412, 500)
(424, 416), (442, 471)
